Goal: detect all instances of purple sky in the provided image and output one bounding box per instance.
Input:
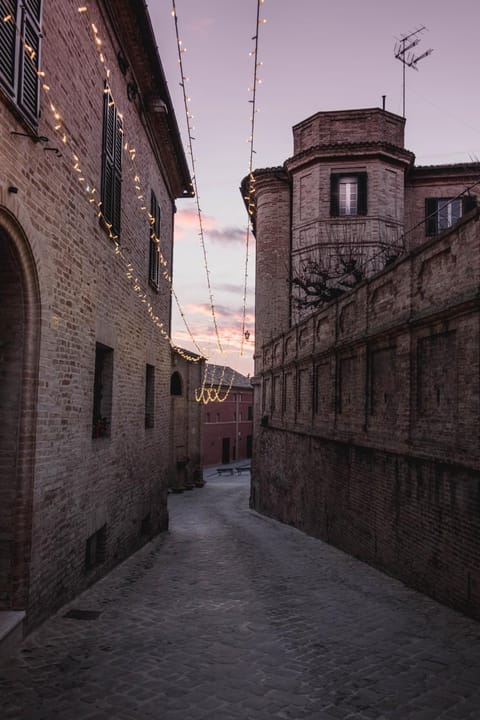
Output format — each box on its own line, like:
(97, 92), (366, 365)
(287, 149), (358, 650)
(149, 0), (480, 375)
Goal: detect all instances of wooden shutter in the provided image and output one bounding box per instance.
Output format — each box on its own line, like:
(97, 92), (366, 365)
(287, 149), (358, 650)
(112, 112), (122, 235)
(18, 2), (41, 123)
(357, 172), (368, 215)
(149, 191), (160, 286)
(101, 86), (121, 236)
(425, 198), (437, 236)
(463, 195), (477, 215)
(0, 0), (19, 96)
(330, 174), (340, 216)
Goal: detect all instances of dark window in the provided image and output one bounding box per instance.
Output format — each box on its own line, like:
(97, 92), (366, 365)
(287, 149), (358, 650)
(149, 190), (161, 287)
(247, 405), (253, 420)
(425, 196), (477, 236)
(0, 0), (42, 126)
(170, 371), (182, 396)
(101, 83), (122, 237)
(92, 343), (113, 438)
(330, 172), (367, 217)
(85, 525), (107, 571)
(145, 364), (155, 428)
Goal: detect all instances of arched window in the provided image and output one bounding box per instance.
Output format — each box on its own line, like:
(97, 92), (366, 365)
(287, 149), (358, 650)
(170, 371), (183, 396)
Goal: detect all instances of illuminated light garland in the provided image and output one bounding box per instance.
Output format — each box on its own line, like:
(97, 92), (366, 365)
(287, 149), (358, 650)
(171, 0), (242, 401)
(240, 0), (266, 356)
(4, 6), (206, 364)
(171, 0), (223, 355)
(194, 363), (236, 404)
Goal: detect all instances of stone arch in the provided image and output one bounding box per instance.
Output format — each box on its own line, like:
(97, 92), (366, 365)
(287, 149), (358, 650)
(0, 207), (40, 610)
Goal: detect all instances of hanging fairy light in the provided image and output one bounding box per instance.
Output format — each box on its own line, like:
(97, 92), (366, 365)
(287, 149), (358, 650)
(5, 4), (206, 363)
(171, 0), (223, 355)
(240, 0), (267, 355)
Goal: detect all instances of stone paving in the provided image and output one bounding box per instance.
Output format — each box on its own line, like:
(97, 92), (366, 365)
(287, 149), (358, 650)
(2, 470), (480, 720)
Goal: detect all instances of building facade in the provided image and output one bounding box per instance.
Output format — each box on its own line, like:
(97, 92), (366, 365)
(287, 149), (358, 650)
(0, 0), (192, 634)
(170, 349), (205, 491)
(202, 365), (253, 467)
(247, 107), (480, 619)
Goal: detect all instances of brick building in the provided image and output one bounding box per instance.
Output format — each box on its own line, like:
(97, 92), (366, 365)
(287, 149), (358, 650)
(202, 365), (253, 467)
(0, 0), (192, 639)
(170, 349), (205, 491)
(246, 107), (480, 619)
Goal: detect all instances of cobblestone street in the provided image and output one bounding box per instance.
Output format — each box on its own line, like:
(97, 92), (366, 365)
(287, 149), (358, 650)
(2, 471), (480, 720)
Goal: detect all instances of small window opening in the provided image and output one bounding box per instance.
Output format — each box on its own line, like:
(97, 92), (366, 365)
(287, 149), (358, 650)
(145, 364), (155, 428)
(170, 371), (182, 396)
(92, 343), (113, 438)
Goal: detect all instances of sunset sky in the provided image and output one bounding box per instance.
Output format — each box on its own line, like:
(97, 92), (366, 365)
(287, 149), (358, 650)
(149, 0), (480, 375)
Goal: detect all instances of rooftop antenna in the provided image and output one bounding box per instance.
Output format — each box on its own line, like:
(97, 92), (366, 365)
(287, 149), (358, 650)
(394, 26), (433, 118)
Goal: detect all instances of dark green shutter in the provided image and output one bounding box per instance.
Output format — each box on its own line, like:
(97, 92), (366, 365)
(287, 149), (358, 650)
(463, 195), (477, 214)
(149, 191), (161, 286)
(0, 0), (19, 96)
(101, 86), (122, 236)
(18, 5), (41, 123)
(112, 113), (122, 235)
(425, 198), (437, 236)
(330, 174), (339, 216)
(357, 172), (368, 215)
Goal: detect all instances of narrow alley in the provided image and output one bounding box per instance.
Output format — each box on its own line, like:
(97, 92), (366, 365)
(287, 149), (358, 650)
(2, 471), (480, 720)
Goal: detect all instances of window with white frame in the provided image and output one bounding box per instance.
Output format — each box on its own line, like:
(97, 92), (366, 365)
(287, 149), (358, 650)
(425, 196), (477, 236)
(330, 172), (367, 217)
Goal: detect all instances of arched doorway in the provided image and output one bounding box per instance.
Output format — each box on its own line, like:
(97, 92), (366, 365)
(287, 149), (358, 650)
(0, 209), (40, 611)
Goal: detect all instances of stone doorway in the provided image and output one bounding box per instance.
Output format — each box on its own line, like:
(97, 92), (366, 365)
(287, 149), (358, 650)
(0, 212), (40, 611)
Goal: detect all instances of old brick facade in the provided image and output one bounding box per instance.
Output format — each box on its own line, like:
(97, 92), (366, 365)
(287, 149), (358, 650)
(0, 0), (191, 630)
(248, 107), (480, 618)
(169, 350), (205, 491)
(202, 365), (253, 467)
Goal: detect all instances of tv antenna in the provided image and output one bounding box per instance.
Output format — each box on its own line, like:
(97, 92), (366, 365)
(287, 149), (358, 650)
(394, 26), (433, 118)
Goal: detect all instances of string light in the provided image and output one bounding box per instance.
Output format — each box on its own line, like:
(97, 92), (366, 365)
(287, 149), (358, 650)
(6, 5), (206, 364)
(8, 3), (265, 394)
(240, 0), (266, 355)
(171, 0), (223, 355)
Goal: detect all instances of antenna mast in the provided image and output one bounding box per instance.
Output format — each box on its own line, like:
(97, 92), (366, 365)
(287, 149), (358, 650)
(394, 26), (433, 118)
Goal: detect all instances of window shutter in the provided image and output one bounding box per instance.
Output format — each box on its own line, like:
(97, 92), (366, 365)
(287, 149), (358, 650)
(330, 174), (340, 216)
(463, 195), (477, 214)
(425, 198), (437, 236)
(25, 0), (42, 20)
(149, 191), (160, 286)
(101, 86), (122, 235)
(357, 172), (368, 215)
(18, 5), (41, 123)
(112, 113), (122, 236)
(0, 0), (18, 95)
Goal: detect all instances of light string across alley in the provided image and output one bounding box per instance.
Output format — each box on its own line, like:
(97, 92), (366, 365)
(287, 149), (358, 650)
(171, 0), (223, 356)
(170, 1), (267, 401)
(241, 0), (266, 356)
(3, 4), (206, 362)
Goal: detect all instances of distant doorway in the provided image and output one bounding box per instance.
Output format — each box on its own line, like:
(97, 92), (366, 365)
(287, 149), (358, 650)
(221, 437), (230, 464)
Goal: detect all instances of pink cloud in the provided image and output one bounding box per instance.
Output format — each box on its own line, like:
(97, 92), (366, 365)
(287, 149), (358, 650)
(175, 209), (246, 245)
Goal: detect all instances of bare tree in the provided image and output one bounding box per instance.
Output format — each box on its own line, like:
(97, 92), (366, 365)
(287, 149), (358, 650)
(290, 223), (404, 316)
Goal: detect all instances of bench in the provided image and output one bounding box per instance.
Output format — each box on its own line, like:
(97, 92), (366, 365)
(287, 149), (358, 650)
(216, 467), (235, 476)
(235, 466), (251, 475)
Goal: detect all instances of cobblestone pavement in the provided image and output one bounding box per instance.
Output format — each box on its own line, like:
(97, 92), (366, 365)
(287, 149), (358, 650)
(2, 472), (480, 720)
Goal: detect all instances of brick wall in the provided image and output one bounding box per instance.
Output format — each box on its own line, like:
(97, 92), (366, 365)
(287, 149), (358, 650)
(170, 352), (205, 490)
(0, 0), (189, 626)
(253, 210), (480, 618)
